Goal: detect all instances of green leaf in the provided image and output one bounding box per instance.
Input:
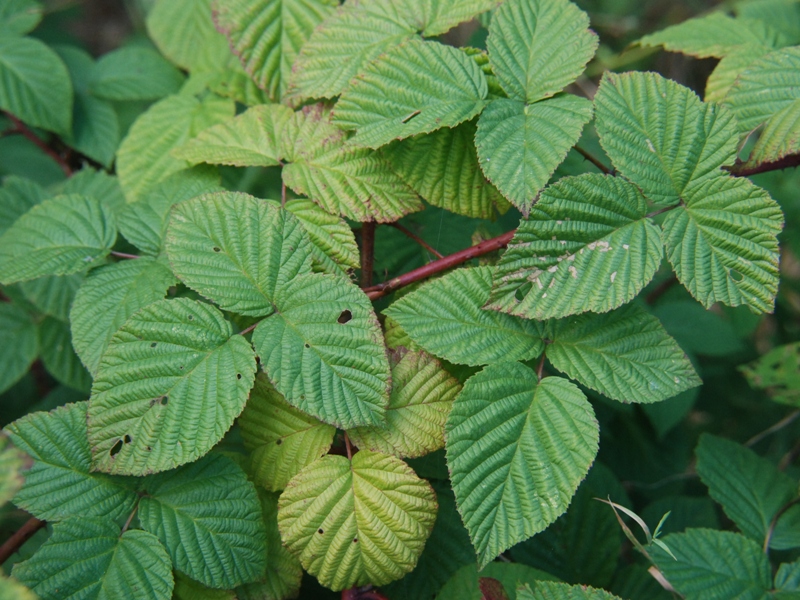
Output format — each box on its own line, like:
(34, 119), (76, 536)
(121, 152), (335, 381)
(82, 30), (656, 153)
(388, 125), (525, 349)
(486, 174), (663, 320)
(446, 364), (599, 568)
(13, 518), (174, 600)
(661, 175), (783, 312)
(736, 0), (800, 44)
(0, 175), (49, 236)
(775, 560), (800, 592)
(651, 529), (772, 600)
(166, 192), (313, 316)
(726, 47), (800, 133)
(252, 272), (390, 429)
(89, 46), (184, 101)
(116, 93), (234, 201)
(518, 582), (622, 600)
(546, 304), (700, 404)
(437, 562), (558, 600)
(173, 573), (236, 600)
(475, 95), (593, 213)
(745, 98), (800, 168)
(0, 34), (72, 135)
(705, 45), (772, 104)
(282, 105), (422, 222)
(0, 302), (38, 395)
(487, 0), (597, 103)
(139, 453), (267, 588)
(212, 0), (337, 100)
(385, 120), (507, 219)
(349, 349), (460, 458)
(88, 297), (257, 475)
(284, 197), (360, 273)
(384, 267), (543, 366)
(39, 317), (93, 393)
(19, 272), (84, 321)
(0, 433), (26, 507)
(235, 489), (303, 600)
(173, 104), (293, 167)
(695, 434), (800, 550)
(5, 401), (137, 521)
(277, 450), (437, 590)
(0, 0), (42, 35)
(239, 374), (335, 492)
(594, 71), (738, 206)
(205, 54), (272, 106)
(146, 0), (231, 72)
(638, 13), (787, 58)
(70, 258), (177, 375)
(0, 194), (117, 285)
(333, 38), (488, 149)
(740, 341), (800, 406)
(117, 167), (222, 256)
(0, 574), (36, 600)
(59, 166), (126, 215)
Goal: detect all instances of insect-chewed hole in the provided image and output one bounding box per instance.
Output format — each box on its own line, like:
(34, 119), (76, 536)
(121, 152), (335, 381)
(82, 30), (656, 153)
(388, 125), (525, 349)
(276, 439), (283, 446)
(338, 310), (352, 324)
(188, 315), (193, 321)
(150, 342), (157, 348)
(160, 396), (168, 406)
(213, 247), (221, 252)
(123, 434), (132, 444)
(236, 373), (242, 380)
(110, 439), (123, 457)
(304, 343), (310, 349)
(515, 281), (533, 302)
(353, 538), (358, 543)
(318, 529), (324, 534)
(730, 269), (744, 282)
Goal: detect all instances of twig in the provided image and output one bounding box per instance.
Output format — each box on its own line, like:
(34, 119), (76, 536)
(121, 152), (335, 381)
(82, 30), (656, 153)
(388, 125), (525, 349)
(110, 251), (140, 260)
(239, 322), (258, 336)
(0, 516), (45, 565)
(536, 353), (546, 381)
(764, 496), (800, 553)
(5, 113), (71, 176)
(646, 203), (681, 219)
(728, 154), (800, 178)
(746, 409), (800, 447)
(574, 145), (614, 175)
(363, 230), (516, 300)
(281, 181), (286, 208)
(360, 222), (376, 288)
(388, 222), (444, 259)
(344, 432), (353, 461)
(120, 503), (139, 536)
(779, 438), (800, 471)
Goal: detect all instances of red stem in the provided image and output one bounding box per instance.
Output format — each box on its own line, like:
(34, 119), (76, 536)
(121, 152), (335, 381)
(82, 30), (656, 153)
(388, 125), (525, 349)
(0, 517), (45, 565)
(5, 114), (71, 177)
(388, 222), (444, 259)
(728, 153), (800, 177)
(360, 222), (376, 288)
(110, 251), (140, 260)
(363, 230), (516, 300)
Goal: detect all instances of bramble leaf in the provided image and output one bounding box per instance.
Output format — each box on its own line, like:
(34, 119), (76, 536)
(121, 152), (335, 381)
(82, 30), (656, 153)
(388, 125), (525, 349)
(139, 454), (267, 588)
(88, 298), (257, 475)
(239, 374), (335, 492)
(446, 364), (599, 568)
(704, 45), (772, 104)
(166, 192), (312, 316)
(384, 267), (544, 366)
(252, 273), (390, 429)
(70, 258), (177, 375)
(349, 349), (460, 458)
(284, 198), (360, 273)
(0, 175), (49, 236)
(38, 317), (93, 392)
(277, 450), (437, 590)
(0, 302), (38, 395)
(546, 304), (701, 404)
(0, 0), (43, 35)
(5, 402), (137, 521)
(0, 194), (117, 285)
(518, 581), (623, 600)
(89, 46), (184, 101)
(486, 174), (663, 320)
(740, 341), (800, 406)
(745, 98), (800, 168)
(334, 38), (488, 149)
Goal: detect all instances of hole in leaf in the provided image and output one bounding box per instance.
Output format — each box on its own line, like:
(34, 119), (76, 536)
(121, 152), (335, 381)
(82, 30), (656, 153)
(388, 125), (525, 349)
(353, 538), (358, 543)
(300, 395), (305, 400)
(123, 434), (132, 444)
(236, 373), (242, 380)
(150, 342), (157, 348)
(402, 110), (421, 124)
(318, 529), (324, 534)
(213, 247), (221, 252)
(730, 269), (744, 282)
(338, 310), (352, 324)
(110, 439), (123, 457)
(515, 282), (533, 302)
(188, 315), (193, 321)
(161, 396), (168, 406)
(304, 343), (310, 348)
(146, 446), (152, 451)
(276, 439), (282, 445)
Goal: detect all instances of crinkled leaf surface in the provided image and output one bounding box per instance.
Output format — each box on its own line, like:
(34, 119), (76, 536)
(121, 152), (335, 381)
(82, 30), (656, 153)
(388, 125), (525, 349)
(0, 434), (25, 507)
(487, 0), (597, 103)
(518, 581), (623, 600)
(705, 44), (772, 104)
(651, 529), (772, 600)
(116, 93), (234, 201)
(740, 341), (800, 406)
(282, 105), (422, 222)
(385, 119), (506, 219)
(173, 104), (294, 167)
(0, 302), (38, 395)
(487, 174), (663, 320)
(252, 272), (390, 429)
(0, 34), (72, 135)
(277, 450), (437, 590)
(88, 46), (184, 101)
(745, 98), (800, 168)
(349, 349), (460, 458)
(19, 272), (84, 322)
(638, 13), (787, 58)
(334, 38), (488, 149)
(88, 298), (257, 475)
(139, 453), (267, 588)
(58, 166), (125, 215)
(696, 434), (800, 550)
(70, 258), (177, 375)
(5, 402), (137, 522)
(0, 0), (42, 35)
(546, 304), (700, 404)
(0, 175), (49, 236)
(0, 194), (116, 285)
(384, 267), (543, 366)
(594, 71), (739, 206)
(12, 518), (174, 600)
(166, 192), (312, 316)
(284, 197), (360, 272)
(212, 0), (337, 100)
(661, 175), (783, 312)
(39, 316), (93, 393)
(476, 95), (593, 213)
(239, 374), (335, 492)
(446, 363), (599, 568)
(173, 573), (236, 600)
